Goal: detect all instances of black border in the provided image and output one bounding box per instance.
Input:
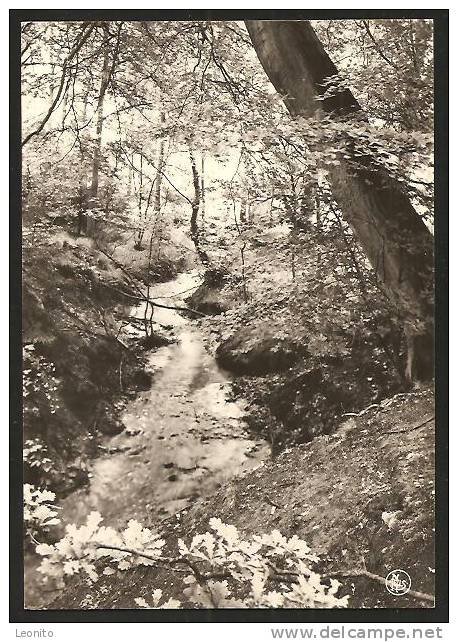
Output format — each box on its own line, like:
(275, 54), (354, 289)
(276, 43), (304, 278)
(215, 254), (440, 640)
(10, 8), (449, 624)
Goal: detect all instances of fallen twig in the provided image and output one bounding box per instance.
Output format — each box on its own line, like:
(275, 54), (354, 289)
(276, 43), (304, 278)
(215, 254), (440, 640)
(103, 282), (206, 317)
(332, 568), (435, 604)
(341, 392), (417, 420)
(380, 415), (435, 436)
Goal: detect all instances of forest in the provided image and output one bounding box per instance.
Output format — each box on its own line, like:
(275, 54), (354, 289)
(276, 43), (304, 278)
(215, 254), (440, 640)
(20, 18), (436, 611)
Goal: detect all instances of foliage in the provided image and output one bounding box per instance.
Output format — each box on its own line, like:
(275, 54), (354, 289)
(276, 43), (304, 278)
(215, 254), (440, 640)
(23, 438), (54, 476)
(24, 484), (61, 541)
(175, 517), (348, 608)
(35, 511), (164, 583)
(23, 344), (61, 417)
(30, 495), (348, 609)
(22, 19), (433, 247)
(134, 593), (181, 609)
(313, 19), (433, 133)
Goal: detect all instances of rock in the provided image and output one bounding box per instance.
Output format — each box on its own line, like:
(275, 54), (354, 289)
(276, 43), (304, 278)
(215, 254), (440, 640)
(98, 415), (125, 436)
(96, 401), (126, 436)
(382, 510), (403, 530)
(186, 268), (234, 315)
(216, 330), (306, 375)
(140, 334), (171, 351)
(187, 286), (229, 315)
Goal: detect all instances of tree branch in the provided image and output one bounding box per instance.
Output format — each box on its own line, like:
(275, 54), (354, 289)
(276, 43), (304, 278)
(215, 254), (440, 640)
(22, 22), (96, 147)
(361, 20), (399, 71)
(333, 568), (434, 604)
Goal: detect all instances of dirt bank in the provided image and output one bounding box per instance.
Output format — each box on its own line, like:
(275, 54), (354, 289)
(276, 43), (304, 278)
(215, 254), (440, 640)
(23, 231), (156, 496)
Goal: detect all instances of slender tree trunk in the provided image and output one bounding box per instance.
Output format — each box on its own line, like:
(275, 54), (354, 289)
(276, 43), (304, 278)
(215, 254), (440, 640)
(201, 153), (206, 227)
(246, 20), (434, 381)
(240, 198), (247, 223)
(127, 163), (133, 197)
(77, 90), (90, 235)
(90, 28), (111, 200)
(149, 125), (165, 253)
(154, 115), (166, 217)
(60, 90), (68, 129)
(133, 152), (144, 248)
(189, 146), (209, 266)
(247, 189), (253, 224)
(134, 115), (165, 250)
(298, 172), (318, 229)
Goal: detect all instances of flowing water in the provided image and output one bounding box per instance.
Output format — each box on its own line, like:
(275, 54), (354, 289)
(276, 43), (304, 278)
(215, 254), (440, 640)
(60, 270), (269, 528)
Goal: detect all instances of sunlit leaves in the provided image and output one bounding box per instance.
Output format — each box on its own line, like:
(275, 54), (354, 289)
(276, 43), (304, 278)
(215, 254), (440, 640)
(23, 484), (60, 535)
(135, 591), (182, 609)
(33, 507), (349, 609)
(34, 510), (166, 582)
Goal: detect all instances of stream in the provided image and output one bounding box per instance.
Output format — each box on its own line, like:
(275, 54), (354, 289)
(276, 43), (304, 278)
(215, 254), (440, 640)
(60, 270), (269, 528)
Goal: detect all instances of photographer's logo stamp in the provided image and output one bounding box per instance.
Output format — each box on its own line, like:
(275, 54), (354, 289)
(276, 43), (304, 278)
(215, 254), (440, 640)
(385, 569), (412, 596)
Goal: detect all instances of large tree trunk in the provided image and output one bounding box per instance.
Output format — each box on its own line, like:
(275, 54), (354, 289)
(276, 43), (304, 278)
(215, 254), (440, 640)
(245, 20), (434, 381)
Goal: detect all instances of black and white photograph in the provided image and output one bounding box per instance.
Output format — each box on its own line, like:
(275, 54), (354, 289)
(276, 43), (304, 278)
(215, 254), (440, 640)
(10, 8), (448, 621)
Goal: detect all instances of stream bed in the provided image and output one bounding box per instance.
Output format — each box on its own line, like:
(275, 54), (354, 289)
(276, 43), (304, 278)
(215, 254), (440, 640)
(60, 270), (269, 528)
